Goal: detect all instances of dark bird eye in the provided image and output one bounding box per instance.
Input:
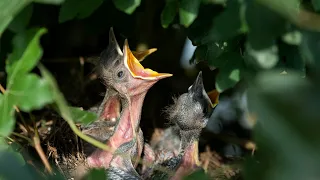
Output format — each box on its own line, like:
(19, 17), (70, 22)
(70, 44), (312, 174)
(117, 71), (124, 78)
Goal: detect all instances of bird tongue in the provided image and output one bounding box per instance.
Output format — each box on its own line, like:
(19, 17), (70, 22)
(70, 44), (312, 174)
(100, 95), (121, 122)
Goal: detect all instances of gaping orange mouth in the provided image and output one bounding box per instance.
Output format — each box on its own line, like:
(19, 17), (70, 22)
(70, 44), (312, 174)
(123, 40), (173, 80)
(207, 89), (220, 108)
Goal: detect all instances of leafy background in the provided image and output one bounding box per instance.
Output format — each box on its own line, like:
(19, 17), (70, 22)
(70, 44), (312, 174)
(1, 0), (320, 179)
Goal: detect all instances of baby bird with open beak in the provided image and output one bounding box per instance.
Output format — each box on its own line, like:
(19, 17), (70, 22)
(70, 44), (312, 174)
(81, 27), (172, 177)
(144, 71), (214, 180)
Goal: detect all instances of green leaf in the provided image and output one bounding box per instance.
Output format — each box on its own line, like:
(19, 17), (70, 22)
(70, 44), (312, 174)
(33, 0), (65, 4)
(245, 43), (279, 69)
(277, 41), (305, 76)
(179, 0), (201, 27)
(161, 0), (178, 28)
(183, 169), (209, 180)
(299, 30), (320, 68)
(112, 0), (141, 15)
(8, 4), (33, 33)
(58, 0), (104, 23)
(188, 0), (246, 45)
(312, 0), (320, 11)
(6, 28), (47, 87)
(39, 65), (97, 124)
(6, 142), (25, 166)
(214, 52), (245, 92)
(0, 150), (37, 180)
(246, 0), (288, 50)
(0, 0), (31, 37)
(244, 70), (320, 180)
(70, 106), (98, 125)
(39, 65), (71, 118)
(8, 74), (54, 112)
(0, 95), (15, 137)
(83, 169), (106, 180)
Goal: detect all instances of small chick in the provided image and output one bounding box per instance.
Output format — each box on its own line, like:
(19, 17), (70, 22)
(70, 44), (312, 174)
(145, 71), (213, 180)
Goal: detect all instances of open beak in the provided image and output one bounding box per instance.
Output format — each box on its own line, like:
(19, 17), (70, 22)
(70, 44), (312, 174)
(207, 89), (219, 108)
(123, 39), (172, 80)
(132, 48), (157, 62)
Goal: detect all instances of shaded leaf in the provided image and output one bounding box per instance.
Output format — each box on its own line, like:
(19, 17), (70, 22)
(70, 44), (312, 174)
(277, 41), (305, 76)
(8, 4), (33, 33)
(312, 0), (320, 11)
(0, 0), (30, 37)
(70, 106), (98, 125)
(299, 30), (320, 67)
(8, 74), (54, 112)
(215, 52), (245, 92)
(161, 0), (178, 28)
(112, 0), (141, 15)
(58, 0), (104, 23)
(6, 28), (47, 86)
(246, 0), (288, 50)
(0, 150), (37, 180)
(83, 169), (106, 180)
(179, 0), (201, 27)
(33, 0), (65, 4)
(6, 142), (25, 166)
(211, 0), (246, 41)
(244, 70), (320, 180)
(0, 94), (15, 137)
(183, 169), (209, 180)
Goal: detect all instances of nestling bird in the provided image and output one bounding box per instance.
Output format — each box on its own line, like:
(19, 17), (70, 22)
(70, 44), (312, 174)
(143, 71), (214, 180)
(81, 27), (172, 176)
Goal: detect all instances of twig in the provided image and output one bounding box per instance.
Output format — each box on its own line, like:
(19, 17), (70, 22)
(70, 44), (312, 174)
(33, 131), (53, 174)
(11, 132), (33, 144)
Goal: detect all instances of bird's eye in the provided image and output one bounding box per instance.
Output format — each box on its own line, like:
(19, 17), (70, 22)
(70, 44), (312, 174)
(117, 71), (124, 78)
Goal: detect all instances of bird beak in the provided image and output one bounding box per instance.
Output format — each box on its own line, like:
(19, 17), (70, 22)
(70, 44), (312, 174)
(190, 71), (214, 108)
(132, 48), (157, 62)
(123, 39), (173, 80)
(207, 89), (220, 108)
(109, 27), (123, 56)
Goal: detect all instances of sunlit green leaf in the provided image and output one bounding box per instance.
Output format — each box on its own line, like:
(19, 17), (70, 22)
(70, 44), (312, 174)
(179, 0), (201, 27)
(6, 28), (47, 87)
(58, 0), (104, 23)
(161, 0), (178, 28)
(8, 74), (54, 112)
(70, 106), (98, 125)
(0, 95), (15, 137)
(8, 4), (33, 33)
(112, 0), (141, 15)
(214, 52), (245, 92)
(245, 43), (279, 69)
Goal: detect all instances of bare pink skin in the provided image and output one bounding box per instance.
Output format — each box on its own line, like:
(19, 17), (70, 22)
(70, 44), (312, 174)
(171, 142), (201, 180)
(87, 92), (148, 168)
